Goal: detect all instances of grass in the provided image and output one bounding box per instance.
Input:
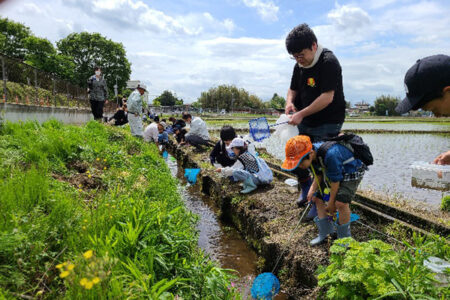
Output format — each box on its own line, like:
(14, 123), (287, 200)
(0, 120), (240, 299)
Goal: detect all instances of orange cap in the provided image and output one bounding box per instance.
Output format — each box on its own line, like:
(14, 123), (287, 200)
(281, 135), (312, 171)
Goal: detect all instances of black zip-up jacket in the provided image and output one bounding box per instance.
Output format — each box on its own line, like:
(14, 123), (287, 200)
(210, 140), (236, 167)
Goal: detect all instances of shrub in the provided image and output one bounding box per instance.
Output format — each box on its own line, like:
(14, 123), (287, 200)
(441, 195), (450, 212)
(317, 235), (449, 299)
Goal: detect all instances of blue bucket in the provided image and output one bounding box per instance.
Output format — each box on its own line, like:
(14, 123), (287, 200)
(184, 168), (201, 185)
(251, 272), (280, 299)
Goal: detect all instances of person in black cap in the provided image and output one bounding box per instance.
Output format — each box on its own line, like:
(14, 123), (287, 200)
(284, 23), (346, 217)
(396, 54), (450, 165)
(396, 54), (450, 117)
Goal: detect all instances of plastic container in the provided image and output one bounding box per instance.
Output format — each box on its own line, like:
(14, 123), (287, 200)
(424, 256), (450, 285)
(284, 178), (298, 187)
(410, 161), (450, 191)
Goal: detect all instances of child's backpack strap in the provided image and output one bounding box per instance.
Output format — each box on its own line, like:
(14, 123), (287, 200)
(249, 153), (273, 184)
(317, 133), (373, 167)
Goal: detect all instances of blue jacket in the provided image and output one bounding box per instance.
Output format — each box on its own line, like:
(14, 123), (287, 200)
(313, 142), (364, 182)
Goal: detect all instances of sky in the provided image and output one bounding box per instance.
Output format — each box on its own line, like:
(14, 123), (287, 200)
(1, 0), (449, 104)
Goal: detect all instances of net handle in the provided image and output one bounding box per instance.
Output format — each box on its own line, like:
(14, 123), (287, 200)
(268, 120), (289, 128)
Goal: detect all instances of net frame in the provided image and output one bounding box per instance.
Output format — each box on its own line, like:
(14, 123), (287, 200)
(248, 117), (270, 142)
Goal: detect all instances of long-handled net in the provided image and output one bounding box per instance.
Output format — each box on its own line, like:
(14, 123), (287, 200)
(251, 202), (311, 299)
(248, 117), (289, 142)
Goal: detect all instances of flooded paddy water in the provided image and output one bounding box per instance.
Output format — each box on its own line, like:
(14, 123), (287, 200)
(207, 118), (449, 208)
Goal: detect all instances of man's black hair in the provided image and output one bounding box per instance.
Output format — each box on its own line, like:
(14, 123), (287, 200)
(182, 113), (192, 120)
(285, 23), (317, 54)
(220, 125), (236, 141)
(94, 66), (101, 71)
(154, 116), (160, 122)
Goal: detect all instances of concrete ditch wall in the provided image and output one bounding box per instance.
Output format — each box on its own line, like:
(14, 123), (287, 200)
(0, 103), (92, 125)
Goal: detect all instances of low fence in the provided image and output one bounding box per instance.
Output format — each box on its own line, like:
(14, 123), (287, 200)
(0, 53), (117, 112)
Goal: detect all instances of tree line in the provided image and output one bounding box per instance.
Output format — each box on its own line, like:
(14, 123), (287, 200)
(0, 17), (131, 96)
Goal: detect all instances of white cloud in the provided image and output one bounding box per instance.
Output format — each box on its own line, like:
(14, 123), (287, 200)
(242, 0), (279, 22)
(1, 0), (449, 105)
(327, 5), (371, 31)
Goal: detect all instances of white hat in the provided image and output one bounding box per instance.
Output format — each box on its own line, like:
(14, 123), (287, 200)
(137, 84), (147, 91)
(230, 137), (245, 148)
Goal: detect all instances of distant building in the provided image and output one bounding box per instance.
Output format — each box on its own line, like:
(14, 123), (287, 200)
(354, 101), (370, 113)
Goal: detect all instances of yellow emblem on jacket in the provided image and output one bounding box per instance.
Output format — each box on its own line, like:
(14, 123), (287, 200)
(307, 77), (315, 87)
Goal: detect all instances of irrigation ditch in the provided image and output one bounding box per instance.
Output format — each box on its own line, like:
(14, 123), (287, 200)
(166, 138), (449, 299)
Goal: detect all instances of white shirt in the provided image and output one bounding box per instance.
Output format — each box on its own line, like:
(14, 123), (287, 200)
(186, 117), (209, 140)
(143, 123), (159, 142)
(127, 90), (142, 115)
(221, 160), (244, 177)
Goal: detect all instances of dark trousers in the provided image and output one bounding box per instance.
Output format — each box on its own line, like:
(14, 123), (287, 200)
(185, 134), (209, 149)
(90, 100), (105, 120)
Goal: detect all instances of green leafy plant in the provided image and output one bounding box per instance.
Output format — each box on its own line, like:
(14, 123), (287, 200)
(0, 120), (239, 299)
(441, 195), (450, 212)
(317, 236), (448, 299)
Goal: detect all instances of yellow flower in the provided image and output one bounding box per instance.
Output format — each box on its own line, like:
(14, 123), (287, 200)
(96, 158), (100, 161)
(80, 278), (88, 286)
(103, 159), (107, 162)
(84, 280), (94, 290)
(109, 215), (113, 219)
(103, 167), (107, 170)
(56, 263), (64, 269)
(86, 170), (90, 174)
(92, 277), (100, 284)
(83, 219), (88, 223)
(82, 226), (86, 230)
(88, 175), (92, 178)
(59, 271), (70, 278)
(112, 205), (116, 209)
(67, 263), (75, 271)
(36, 290), (43, 296)
(78, 184), (82, 188)
(105, 203), (109, 207)
(83, 250), (93, 259)
(78, 189), (83, 192)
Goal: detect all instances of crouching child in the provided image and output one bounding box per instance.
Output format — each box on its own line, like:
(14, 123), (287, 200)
(281, 135), (367, 245)
(216, 137), (273, 194)
(210, 125), (237, 167)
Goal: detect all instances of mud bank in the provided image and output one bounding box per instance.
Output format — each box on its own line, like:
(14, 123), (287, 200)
(166, 141), (449, 299)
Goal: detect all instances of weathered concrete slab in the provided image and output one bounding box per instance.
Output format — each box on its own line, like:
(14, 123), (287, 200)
(0, 103), (92, 124)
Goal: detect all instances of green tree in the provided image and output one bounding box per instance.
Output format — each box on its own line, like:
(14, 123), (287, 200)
(197, 84), (264, 110)
(57, 32), (131, 95)
(154, 90), (181, 106)
(270, 93), (286, 109)
(0, 17), (32, 59)
(23, 36), (76, 81)
(374, 95), (401, 116)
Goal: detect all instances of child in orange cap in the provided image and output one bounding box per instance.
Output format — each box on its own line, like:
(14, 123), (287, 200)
(281, 135), (367, 245)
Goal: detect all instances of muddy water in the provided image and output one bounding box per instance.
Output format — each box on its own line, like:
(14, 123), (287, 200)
(166, 154), (288, 299)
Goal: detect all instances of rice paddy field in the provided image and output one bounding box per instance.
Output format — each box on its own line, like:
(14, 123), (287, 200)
(204, 116), (450, 208)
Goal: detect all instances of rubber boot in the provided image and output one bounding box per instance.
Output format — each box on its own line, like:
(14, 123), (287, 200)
(310, 217), (335, 246)
(336, 221), (351, 239)
(296, 177), (312, 207)
(305, 202), (318, 221)
(241, 177), (257, 194)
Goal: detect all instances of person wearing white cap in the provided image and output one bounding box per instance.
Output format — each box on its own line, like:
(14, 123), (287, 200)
(215, 137), (273, 194)
(127, 84), (147, 137)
